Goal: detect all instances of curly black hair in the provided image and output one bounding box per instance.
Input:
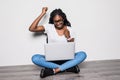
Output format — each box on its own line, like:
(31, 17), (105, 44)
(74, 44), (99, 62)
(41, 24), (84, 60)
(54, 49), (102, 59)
(49, 9), (71, 27)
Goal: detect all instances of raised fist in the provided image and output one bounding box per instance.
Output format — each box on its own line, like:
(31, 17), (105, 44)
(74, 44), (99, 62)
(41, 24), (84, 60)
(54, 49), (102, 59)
(42, 7), (48, 14)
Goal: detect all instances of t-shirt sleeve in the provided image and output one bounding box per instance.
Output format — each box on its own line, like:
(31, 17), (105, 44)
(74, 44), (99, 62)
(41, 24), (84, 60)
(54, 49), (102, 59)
(43, 23), (50, 33)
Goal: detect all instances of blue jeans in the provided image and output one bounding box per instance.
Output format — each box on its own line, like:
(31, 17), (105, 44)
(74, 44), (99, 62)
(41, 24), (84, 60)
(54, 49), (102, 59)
(32, 51), (87, 71)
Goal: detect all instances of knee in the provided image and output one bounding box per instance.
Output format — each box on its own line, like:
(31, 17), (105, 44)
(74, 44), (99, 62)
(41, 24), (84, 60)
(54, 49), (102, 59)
(81, 51), (87, 59)
(31, 54), (42, 64)
(76, 51), (87, 60)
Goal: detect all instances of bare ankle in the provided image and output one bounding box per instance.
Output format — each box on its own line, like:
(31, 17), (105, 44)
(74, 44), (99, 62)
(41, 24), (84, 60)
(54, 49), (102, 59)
(54, 68), (61, 73)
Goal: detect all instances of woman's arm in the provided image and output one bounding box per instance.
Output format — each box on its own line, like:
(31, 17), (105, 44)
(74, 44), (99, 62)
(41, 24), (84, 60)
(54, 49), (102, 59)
(64, 28), (74, 42)
(29, 7), (48, 32)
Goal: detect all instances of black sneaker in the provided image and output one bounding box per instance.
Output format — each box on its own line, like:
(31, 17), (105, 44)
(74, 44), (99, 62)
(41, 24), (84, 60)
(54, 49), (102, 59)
(40, 68), (54, 78)
(66, 65), (80, 73)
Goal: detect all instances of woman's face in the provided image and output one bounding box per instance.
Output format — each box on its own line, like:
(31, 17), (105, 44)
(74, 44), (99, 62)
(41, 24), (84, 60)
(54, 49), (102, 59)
(53, 15), (64, 29)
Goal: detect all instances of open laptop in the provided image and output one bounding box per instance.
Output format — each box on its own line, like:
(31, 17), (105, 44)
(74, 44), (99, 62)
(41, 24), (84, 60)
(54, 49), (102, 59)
(44, 42), (75, 61)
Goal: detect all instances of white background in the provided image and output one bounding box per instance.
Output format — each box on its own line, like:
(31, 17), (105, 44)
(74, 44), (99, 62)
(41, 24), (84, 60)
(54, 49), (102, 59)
(0, 0), (120, 66)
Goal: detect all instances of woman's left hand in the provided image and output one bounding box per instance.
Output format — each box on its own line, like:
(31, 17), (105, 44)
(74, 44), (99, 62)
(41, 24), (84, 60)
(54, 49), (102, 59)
(64, 28), (74, 42)
(64, 28), (70, 39)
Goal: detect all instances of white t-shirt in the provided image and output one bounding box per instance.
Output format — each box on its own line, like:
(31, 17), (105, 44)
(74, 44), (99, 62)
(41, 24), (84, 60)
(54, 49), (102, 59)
(43, 23), (75, 43)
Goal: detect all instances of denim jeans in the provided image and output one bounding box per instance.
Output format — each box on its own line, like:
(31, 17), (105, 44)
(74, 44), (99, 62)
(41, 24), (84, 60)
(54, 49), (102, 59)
(32, 51), (87, 71)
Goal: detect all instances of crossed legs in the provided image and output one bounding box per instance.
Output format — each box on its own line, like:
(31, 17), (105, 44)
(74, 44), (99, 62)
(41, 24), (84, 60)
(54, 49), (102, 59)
(32, 51), (87, 73)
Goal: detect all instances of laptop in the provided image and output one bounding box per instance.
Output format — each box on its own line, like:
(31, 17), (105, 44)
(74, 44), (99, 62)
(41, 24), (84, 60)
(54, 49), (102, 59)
(44, 42), (75, 61)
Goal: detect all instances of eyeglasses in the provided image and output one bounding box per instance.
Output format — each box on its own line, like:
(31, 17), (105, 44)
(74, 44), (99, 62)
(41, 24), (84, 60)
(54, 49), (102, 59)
(53, 20), (64, 24)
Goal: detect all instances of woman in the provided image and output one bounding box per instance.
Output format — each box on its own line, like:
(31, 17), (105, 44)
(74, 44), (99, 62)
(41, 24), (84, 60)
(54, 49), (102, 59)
(29, 7), (87, 78)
